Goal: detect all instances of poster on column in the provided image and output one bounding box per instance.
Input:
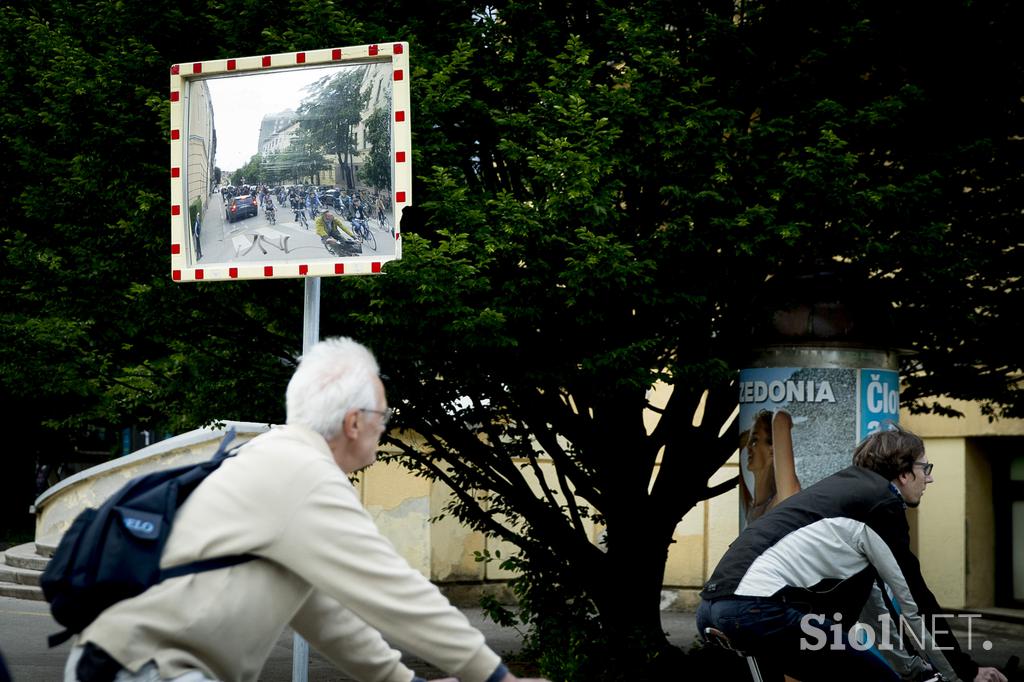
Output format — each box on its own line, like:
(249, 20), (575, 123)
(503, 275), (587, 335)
(737, 366), (899, 526)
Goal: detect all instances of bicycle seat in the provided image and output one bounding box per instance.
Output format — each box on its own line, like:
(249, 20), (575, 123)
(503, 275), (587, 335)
(704, 627), (765, 681)
(705, 627), (745, 655)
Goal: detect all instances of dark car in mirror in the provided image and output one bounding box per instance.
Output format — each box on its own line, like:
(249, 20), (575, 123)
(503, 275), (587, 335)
(226, 194), (258, 223)
(322, 189), (342, 207)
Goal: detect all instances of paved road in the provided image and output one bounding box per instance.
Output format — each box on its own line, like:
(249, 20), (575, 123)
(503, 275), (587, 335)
(193, 194), (397, 266)
(2, 596), (1021, 680)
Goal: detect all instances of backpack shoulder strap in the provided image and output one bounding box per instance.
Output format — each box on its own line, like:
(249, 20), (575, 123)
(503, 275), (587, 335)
(159, 553), (257, 581)
(48, 629), (75, 648)
(158, 427), (256, 580)
(211, 427), (238, 461)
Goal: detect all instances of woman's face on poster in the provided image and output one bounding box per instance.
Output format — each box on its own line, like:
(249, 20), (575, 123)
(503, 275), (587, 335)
(746, 422), (773, 472)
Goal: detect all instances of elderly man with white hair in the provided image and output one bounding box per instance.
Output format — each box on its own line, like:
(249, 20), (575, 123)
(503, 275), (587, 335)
(65, 337), (549, 682)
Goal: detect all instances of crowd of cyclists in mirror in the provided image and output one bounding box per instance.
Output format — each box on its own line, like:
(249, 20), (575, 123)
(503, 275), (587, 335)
(220, 184), (392, 248)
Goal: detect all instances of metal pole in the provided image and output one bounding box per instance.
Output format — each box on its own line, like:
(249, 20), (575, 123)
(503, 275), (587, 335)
(302, 277), (321, 354)
(293, 277), (320, 682)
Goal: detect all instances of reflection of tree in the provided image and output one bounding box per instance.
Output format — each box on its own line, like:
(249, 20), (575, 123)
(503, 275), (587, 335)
(297, 67), (369, 190)
(279, 128), (331, 185)
(262, 151), (285, 185)
(235, 154), (264, 186)
(358, 97), (391, 192)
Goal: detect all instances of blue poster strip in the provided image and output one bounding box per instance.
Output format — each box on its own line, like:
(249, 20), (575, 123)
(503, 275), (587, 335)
(858, 369), (900, 440)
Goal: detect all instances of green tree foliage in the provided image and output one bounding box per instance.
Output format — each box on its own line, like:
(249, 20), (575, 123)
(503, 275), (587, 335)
(0, 1), (302, 531)
(234, 154), (265, 186)
(1, 0), (1022, 678)
(275, 127), (333, 185)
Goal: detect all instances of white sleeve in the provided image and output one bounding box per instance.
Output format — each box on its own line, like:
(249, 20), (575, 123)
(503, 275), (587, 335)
(290, 590), (415, 682)
(857, 582), (932, 680)
(266, 476), (503, 682)
(858, 526), (961, 682)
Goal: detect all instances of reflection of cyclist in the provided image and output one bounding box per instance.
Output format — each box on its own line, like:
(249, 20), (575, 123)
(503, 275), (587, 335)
(351, 199), (367, 221)
(264, 196), (276, 224)
(315, 210), (357, 254)
(374, 194), (388, 228)
(348, 200), (373, 244)
(192, 215), (203, 260)
(351, 199), (368, 232)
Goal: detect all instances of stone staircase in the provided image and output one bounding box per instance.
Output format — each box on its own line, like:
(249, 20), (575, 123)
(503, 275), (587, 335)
(0, 539), (54, 601)
(1, 425), (269, 604)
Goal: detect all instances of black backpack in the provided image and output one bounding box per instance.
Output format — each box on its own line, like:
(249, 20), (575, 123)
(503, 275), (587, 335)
(41, 428), (256, 646)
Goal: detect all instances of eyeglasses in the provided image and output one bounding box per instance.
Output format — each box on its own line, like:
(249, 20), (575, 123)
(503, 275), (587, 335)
(360, 407), (393, 426)
(913, 462), (934, 475)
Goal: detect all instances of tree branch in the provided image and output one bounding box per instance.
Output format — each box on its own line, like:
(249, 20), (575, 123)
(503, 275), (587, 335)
(698, 474), (739, 502)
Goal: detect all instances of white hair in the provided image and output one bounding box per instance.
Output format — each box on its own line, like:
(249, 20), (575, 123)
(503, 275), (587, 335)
(285, 337), (380, 440)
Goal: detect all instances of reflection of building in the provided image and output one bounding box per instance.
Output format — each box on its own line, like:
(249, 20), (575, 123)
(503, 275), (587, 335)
(257, 110), (330, 186)
(186, 80), (215, 223)
(257, 110), (297, 156)
(348, 63), (391, 186)
(252, 64), (392, 189)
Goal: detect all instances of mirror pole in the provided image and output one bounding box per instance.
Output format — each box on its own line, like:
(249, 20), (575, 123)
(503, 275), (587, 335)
(294, 276), (320, 682)
(302, 277), (321, 354)
(292, 633), (309, 682)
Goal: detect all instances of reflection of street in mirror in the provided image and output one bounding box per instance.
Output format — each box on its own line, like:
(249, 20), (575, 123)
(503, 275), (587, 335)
(193, 190), (396, 264)
(187, 61), (397, 266)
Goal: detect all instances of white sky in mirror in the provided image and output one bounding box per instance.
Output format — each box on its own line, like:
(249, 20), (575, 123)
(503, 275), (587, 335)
(205, 65), (350, 173)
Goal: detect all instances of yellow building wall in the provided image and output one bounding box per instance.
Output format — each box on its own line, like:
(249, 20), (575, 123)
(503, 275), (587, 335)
(186, 81), (213, 214)
(429, 479), (486, 582)
(903, 402), (1024, 609)
(912, 438), (967, 608)
(903, 400), (1024, 438)
(359, 459), (432, 578)
(665, 496), (704, 605)
(704, 460), (741, 586)
(965, 440), (996, 607)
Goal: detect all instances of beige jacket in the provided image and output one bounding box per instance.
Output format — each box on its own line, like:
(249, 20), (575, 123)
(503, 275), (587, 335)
(79, 425), (503, 682)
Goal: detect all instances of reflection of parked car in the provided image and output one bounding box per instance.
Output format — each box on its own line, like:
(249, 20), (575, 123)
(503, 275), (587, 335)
(322, 189), (341, 207)
(226, 195), (258, 222)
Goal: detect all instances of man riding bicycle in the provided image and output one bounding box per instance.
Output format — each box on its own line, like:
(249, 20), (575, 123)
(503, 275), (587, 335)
(314, 210), (358, 256)
(264, 195), (276, 224)
(697, 425), (1006, 682)
(351, 198), (368, 222)
(374, 194), (388, 227)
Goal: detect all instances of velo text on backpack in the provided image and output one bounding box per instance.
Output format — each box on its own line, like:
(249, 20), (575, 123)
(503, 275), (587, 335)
(40, 428), (256, 646)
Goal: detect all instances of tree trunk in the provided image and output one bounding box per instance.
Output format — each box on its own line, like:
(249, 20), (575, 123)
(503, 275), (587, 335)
(587, 513), (686, 678)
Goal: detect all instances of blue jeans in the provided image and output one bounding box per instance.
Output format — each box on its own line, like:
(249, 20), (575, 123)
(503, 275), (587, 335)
(696, 598), (899, 682)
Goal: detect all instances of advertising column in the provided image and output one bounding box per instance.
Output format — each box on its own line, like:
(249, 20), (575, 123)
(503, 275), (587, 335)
(738, 348), (900, 527)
